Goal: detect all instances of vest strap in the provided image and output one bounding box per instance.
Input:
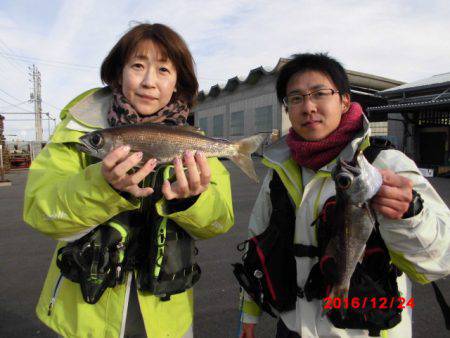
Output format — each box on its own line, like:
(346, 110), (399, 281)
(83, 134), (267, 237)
(158, 264), (200, 282)
(293, 244), (319, 258)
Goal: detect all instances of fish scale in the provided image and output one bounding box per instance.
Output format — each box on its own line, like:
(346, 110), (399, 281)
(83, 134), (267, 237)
(323, 151), (383, 317)
(77, 122), (268, 182)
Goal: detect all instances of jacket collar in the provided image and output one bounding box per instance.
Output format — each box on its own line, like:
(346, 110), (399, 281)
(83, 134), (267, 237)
(68, 87), (112, 129)
(50, 87), (111, 144)
(264, 114), (371, 173)
(261, 114), (371, 206)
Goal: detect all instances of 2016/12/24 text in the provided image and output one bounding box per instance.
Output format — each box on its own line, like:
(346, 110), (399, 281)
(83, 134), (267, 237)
(323, 297), (415, 309)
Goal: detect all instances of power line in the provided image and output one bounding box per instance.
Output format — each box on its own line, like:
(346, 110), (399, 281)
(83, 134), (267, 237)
(1, 112), (38, 115)
(0, 62), (27, 87)
(0, 38), (28, 76)
(41, 99), (63, 112)
(1, 112), (56, 120)
(0, 51), (98, 71)
(0, 72), (63, 114)
(0, 96), (33, 112)
(0, 100), (29, 109)
(0, 87), (28, 104)
(4, 119), (55, 121)
(0, 51), (98, 69)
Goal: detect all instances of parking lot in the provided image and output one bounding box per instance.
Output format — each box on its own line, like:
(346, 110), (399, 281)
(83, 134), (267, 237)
(0, 159), (449, 337)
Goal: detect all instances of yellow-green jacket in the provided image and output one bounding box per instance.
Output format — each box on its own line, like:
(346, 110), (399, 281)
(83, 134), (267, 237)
(23, 87), (235, 338)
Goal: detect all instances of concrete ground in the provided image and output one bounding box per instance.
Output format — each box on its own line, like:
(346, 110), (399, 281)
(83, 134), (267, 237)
(0, 159), (449, 337)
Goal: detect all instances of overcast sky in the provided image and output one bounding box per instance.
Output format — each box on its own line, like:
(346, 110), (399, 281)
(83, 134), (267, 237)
(1, 0), (449, 141)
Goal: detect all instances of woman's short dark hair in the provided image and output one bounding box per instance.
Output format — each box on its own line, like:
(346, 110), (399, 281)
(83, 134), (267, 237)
(276, 53), (350, 104)
(101, 23), (198, 108)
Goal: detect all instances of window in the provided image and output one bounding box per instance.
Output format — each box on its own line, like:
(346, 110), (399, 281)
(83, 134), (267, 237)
(230, 111), (244, 136)
(369, 121), (388, 136)
(213, 114), (224, 137)
(255, 105), (273, 132)
(199, 117), (208, 134)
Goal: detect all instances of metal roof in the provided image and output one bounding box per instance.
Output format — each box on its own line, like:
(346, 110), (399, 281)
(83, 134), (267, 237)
(380, 72), (450, 96)
(198, 57), (402, 101)
(366, 98), (450, 113)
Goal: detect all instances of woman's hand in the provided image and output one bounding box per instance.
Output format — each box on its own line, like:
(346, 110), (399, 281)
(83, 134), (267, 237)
(372, 169), (413, 219)
(101, 145), (157, 198)
(240, 323), (256, 338)
(162, 150), (211, 200)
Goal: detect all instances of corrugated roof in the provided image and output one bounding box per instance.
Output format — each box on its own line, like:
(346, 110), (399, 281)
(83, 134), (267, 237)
(380, 72), (450, 95)
(198, 57), (402, 101)
(366, 98), (450, 112)
(198, 60), (287, 99)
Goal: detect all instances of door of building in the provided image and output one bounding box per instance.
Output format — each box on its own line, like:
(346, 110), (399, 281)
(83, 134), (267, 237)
(419, 131), (447, 165)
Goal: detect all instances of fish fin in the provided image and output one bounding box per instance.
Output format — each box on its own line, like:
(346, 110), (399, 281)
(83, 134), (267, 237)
(139, 122), (204, 135)
(363, 202), (377, 225)
(358, 246), (367, 264)
(173, 124), (204, 134)
(230, 153), (259, 183)
(231, 134), (267, 183)
(269, 129), (280, 144)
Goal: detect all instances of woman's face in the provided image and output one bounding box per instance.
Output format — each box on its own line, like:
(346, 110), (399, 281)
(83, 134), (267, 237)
(285, 70), (350, 141)
(121, 40), (177, 116)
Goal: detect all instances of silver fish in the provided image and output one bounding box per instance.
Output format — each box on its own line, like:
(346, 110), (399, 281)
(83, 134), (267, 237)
(322, 150), (382, 317)
(77, 122), (268, 182)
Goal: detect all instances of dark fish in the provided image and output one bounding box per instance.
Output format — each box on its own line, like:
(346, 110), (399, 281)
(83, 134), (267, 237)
(77, 122), (268, 182)
(322, 150), (382, 317)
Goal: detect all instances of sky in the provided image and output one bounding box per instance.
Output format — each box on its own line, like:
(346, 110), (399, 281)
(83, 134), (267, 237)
(0, 0), (449, 141)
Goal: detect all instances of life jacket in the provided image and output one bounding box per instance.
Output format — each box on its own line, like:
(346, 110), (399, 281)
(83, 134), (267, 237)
(233, 170), (298, 317)
(133, 165), (201, 300)
(233, 137), (403, 336)
(300, 193), (403, 336)
(56, 162), (200, 304)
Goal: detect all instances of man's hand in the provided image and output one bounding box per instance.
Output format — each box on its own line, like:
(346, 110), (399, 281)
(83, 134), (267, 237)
(372, 169), (413, 219)
(162, 150), (211, 200)
(101, 145), (157, 198)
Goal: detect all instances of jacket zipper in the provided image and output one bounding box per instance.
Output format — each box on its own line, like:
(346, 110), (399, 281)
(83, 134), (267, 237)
(47, 273), (64, 316)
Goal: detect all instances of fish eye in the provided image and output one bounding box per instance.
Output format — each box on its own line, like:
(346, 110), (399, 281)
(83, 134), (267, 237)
(90, 133), (103, 148)
(337, 174), (353, 190)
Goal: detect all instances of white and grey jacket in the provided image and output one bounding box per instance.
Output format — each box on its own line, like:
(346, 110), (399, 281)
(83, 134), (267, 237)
(241, 116), (450, 338)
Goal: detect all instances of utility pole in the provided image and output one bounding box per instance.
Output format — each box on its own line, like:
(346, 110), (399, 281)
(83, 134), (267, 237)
(29, 65), (43, 142)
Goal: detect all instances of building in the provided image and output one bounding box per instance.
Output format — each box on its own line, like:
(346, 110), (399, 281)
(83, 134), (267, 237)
(367, 73), (450, 174)
(193, 58), (403, 145)
(0, 114), (11, 172)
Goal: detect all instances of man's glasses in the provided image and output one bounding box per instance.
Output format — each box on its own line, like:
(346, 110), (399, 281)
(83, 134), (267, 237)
(283, 88), (340, 107)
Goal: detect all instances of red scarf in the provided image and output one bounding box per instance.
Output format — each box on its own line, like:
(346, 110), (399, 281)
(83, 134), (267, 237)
(286, 102), (363, 171)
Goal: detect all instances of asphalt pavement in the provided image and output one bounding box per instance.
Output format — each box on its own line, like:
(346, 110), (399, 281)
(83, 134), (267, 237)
(0, 159), (449, 337)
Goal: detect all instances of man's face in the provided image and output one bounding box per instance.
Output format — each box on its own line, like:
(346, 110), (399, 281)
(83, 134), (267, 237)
(285, 70), (350, 141)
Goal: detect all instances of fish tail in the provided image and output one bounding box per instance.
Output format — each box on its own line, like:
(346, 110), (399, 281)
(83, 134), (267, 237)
(231, 134), (267, 183)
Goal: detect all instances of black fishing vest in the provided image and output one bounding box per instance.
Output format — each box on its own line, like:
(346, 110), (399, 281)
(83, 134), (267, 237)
(133, 165), (201, 299)
(57, 157), (200, 304)
(233, 137), (403, 336)
(298, 138), (403, 337)
(233, 170), (298, 317)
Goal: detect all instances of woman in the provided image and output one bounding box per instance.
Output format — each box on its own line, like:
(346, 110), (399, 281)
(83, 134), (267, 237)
(23, 23), (234, 338)
(239, 53), (450, 337)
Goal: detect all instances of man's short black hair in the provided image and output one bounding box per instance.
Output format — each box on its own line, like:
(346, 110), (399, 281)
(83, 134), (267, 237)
(276, 53), (350, 104)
